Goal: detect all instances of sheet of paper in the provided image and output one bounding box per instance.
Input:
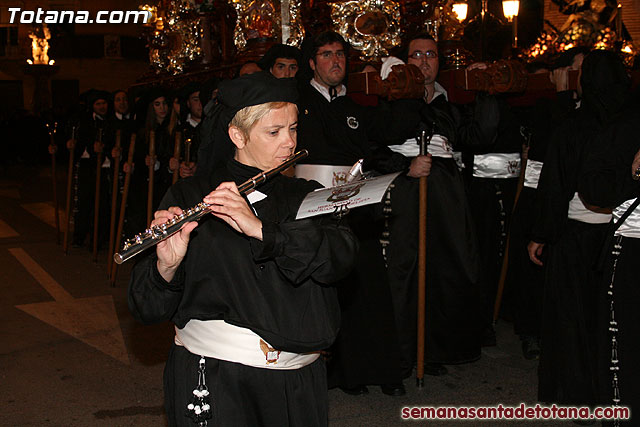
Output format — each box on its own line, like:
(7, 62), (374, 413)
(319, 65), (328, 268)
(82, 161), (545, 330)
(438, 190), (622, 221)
(296, 172), (401, 220)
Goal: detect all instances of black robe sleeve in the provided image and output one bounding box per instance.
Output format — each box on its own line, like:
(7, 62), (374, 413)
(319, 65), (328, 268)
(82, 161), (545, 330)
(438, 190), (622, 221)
(250, 215), (356, 285)
(530, 120), (577, 244)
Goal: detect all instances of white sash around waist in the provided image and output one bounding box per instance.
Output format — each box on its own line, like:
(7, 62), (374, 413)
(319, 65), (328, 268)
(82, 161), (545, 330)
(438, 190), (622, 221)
(613, 198), (640, 238)
(568, 192), (612, 224)
(175, 320), (320, 370)
(389, 134), (453, 158)
(524, 160), (543, 189)
(472, 153), (521, 179)
(295, 164), (352, 188)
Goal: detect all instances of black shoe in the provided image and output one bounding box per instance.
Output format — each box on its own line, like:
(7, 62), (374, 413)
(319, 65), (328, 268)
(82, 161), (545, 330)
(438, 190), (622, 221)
(424, 362), (448, 376)
(381, 383), (406, 396)
(339, 385), (369, 396)
(521, 336), (540, 360)
(482, 326), (497, 347)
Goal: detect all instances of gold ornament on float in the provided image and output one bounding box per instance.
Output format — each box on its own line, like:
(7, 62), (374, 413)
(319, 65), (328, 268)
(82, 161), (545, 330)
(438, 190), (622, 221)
(330, 0), (402, 61)
(229, 0), (304, 50)
(140, 1), (202, 75)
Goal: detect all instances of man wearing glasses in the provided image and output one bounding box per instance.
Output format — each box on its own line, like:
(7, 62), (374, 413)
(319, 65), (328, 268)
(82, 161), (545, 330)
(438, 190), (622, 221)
(382, 33), (500, 380)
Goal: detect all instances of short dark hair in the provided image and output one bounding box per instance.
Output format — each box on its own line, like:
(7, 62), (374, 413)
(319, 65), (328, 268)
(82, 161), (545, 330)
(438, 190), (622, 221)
(308, 31), (349, 61)
(259, 44), (302, 70)
(401, 33), (436, 62)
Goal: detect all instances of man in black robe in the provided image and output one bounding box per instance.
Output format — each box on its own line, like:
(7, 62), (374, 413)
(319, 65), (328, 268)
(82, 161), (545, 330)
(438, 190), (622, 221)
(71, 89), (114, 248)
(506, 54), (585, 360)
(579, 94), (640, 426)
(528, 50), (630, 407)
(295, 31), (418, 396)
(171, 83), (202, 180)
(378, 33), (500, 378)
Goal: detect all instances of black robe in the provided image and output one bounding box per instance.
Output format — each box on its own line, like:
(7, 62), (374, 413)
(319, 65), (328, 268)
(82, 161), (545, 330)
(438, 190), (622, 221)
(532, 51), (630, 406)
(464, 98), (523, 329)
(296, 82), (411, 388)
(72, 113), (115, 246)
(506, 92), (577, 339)
(129, 159), (358, 426)
(382, 92), (499, 368)
(579, 102), (640, 425)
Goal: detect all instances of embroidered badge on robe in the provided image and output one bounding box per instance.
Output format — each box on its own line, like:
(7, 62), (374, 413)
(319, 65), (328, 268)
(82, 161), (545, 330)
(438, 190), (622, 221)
(346, 116), (359, 129)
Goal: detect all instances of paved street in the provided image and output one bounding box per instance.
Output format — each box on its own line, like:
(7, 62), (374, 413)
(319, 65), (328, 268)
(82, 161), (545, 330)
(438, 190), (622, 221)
(1, 164), (580, 426)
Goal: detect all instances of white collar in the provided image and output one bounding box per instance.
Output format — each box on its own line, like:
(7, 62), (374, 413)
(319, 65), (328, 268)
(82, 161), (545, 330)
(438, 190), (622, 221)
(310, 78), (347, 102)
(93, 112), (104, 120)
(115, 112), (129, 120)
(186, 113), (200, 128)
(428, 81), (448, 103)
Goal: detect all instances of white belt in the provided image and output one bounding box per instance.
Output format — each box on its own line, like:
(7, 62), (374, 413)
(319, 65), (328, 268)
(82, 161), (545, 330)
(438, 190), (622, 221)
(175, 320), (320, 370)
(472, 153), (521, 179)
(524, 160), (543, 189)
(614, 198), (640, 238)
(389, 134), (453, 158)
(295, 164), (352, 188)
(567, 192), (612, 224)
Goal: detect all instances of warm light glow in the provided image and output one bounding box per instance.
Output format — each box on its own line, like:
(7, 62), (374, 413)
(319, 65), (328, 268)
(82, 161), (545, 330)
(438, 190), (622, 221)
(48, 59), (55, 65)
(140, 4), (157, 27)
(26, 59), (33, 64)
(452, 2), (468, 21)
(622, 45), (633, 53)
(502, 0), (519, 20)
(28, 24), (53, 65)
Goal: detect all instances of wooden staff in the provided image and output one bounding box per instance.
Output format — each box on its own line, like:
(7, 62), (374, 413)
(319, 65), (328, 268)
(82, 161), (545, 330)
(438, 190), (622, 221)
(47, 123), (60, 244)
(107, 130), (122, 273)
(416, 128), (432, 388)
(172, 131), (181, 185)
(110, 134), (136, 286)
(63, 126), (76, 253)
(185, 137), (192, 164)
(147, 130), (155, 226)
(92, 128), (104, 262)
(492, 128), (532, 323)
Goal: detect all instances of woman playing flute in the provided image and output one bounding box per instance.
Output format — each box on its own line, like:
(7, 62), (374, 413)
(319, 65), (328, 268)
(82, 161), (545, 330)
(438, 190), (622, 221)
(128, 72), (358, 427)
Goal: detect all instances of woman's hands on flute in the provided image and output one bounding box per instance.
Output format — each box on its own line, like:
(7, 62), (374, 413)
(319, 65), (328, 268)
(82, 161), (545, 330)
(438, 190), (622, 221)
(204, 182), (263, 241)
(155, 181), (262, 280)
(155, 207), (198, 282)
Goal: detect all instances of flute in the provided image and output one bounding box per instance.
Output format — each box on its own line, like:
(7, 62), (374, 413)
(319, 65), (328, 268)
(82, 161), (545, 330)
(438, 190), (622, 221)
(113, 149), (308, 264)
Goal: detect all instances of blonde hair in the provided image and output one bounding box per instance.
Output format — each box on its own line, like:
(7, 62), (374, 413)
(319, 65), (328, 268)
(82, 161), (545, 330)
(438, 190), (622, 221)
(230, 102), (296, 139)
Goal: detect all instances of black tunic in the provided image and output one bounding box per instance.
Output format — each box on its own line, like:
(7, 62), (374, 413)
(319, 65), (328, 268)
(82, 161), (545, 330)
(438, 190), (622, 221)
(296, 82), (410, 388)
(72, 114), (115, 246)
(129, 159), (357, 352)
(506, 92), (577, 339)
(380, 91), (499, 370)
(464, 99), (523, 328)
(532, 51), (630, 406)
(579, 102), (640, 425)
(129, 159), (358, 425)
